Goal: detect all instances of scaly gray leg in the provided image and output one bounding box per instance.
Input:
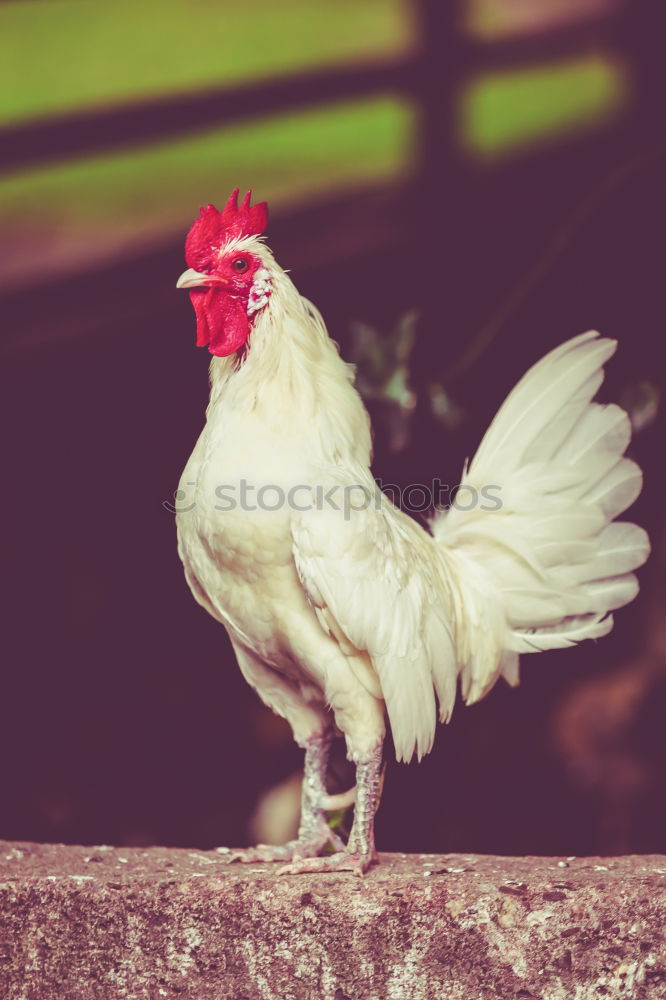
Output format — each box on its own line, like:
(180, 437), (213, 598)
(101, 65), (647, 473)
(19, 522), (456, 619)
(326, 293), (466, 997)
(278, 741), (384, 876)
(225, 730), (345, 864)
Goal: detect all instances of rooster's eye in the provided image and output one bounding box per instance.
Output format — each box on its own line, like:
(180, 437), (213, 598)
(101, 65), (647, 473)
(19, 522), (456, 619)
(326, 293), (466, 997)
(232, 258), (249, 273)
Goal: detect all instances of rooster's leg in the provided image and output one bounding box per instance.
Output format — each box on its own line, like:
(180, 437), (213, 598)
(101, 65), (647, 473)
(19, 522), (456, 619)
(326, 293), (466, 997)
(278, 741), (383, 876)
(224, 730), (346, 864)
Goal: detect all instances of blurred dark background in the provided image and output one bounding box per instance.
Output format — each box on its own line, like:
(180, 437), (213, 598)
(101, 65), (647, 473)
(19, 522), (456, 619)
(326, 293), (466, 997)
(1, 0), (664, 857)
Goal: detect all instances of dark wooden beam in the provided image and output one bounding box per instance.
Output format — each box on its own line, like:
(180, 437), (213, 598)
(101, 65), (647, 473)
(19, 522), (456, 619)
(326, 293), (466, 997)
(0, 58), (415, 177)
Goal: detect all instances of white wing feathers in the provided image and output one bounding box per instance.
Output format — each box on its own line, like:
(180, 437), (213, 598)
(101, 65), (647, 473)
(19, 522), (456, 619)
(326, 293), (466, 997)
(292, 495), (457, 763)
(292, 332), (648, 764)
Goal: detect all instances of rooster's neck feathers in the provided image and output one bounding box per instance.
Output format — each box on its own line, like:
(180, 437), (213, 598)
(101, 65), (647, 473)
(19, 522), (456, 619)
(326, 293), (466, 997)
(206, 245), (372, 466)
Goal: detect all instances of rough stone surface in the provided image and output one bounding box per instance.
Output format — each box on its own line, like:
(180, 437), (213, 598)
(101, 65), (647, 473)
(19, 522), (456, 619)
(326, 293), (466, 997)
(0, 841), (665, 999)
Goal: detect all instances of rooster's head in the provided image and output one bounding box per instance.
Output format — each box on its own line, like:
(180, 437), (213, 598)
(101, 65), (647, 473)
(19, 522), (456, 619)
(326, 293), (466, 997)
(177, 189), (270, 357)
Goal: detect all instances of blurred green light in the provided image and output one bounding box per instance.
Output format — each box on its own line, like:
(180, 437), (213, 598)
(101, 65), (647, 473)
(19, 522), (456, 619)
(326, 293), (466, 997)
(461, 53), (628, 157)
(0, 0), (414, 126)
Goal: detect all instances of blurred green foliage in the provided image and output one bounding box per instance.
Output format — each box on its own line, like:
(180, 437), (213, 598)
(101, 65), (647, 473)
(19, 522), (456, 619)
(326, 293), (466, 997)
(0, 0), (413, 125)
(463, 52), (627, 157)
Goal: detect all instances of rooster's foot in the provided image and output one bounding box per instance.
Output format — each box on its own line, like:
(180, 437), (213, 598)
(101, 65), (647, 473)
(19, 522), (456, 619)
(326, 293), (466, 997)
(220, 824), (345, 865)
(277, 849), (376, 877)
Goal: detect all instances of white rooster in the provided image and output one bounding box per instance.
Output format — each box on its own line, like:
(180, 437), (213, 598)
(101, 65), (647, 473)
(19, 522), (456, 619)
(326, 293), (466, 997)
(175, 189), (649, 874)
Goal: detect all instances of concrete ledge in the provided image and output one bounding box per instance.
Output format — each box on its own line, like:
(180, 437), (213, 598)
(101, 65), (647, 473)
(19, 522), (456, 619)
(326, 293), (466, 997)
(0, 841), (664, 999)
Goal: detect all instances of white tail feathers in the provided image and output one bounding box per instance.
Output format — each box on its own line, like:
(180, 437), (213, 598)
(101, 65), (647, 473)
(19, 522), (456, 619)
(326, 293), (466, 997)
(433, 331), (649, 703)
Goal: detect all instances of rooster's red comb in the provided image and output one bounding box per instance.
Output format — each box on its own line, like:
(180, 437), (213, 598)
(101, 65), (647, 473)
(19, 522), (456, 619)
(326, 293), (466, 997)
(185, 188), (269, 270)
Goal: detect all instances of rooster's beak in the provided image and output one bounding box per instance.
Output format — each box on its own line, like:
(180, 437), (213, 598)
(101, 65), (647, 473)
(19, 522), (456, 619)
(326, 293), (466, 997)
(176, 268), (209, 289)
(176, 268), (229, 289)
